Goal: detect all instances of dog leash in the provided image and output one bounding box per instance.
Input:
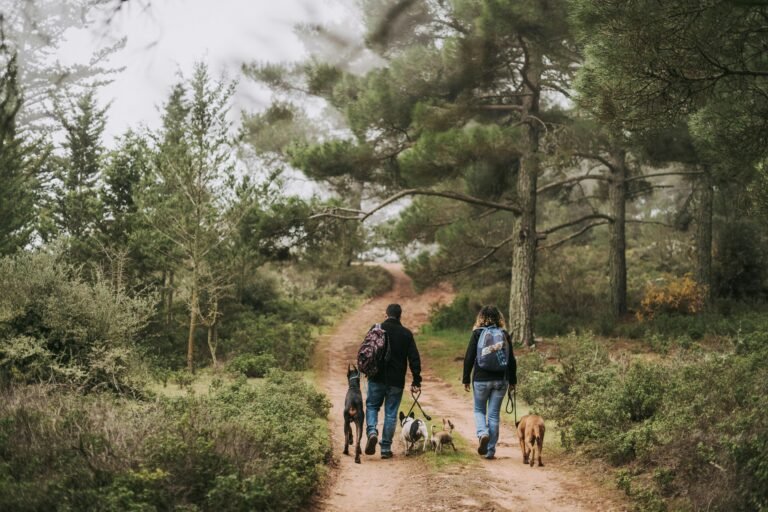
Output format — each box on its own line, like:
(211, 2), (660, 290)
(405, 389), (432, 421)
(505, 386), (517, 424)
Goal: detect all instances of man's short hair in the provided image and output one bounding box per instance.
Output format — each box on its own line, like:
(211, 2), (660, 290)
(386, 304), (402, 319)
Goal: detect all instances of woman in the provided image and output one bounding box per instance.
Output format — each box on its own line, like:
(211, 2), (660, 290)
(462, 305), (517, 460)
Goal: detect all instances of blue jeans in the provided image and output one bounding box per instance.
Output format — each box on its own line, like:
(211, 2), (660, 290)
(473, 380), (507, 457)
(366, 381), (404, 454)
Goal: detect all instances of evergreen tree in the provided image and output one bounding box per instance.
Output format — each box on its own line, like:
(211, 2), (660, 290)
(0, 47), (39, 255)
(50, 90), (107, 264)
(144, 64), (237, 371)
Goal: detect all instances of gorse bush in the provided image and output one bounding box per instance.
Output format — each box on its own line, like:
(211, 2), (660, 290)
(638, 274), (707, 320)
(0, 252), (155, 393)
(0, 370), (332, 512)
(523, 334), (768, 511)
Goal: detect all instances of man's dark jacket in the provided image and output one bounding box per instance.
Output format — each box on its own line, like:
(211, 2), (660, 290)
(370, 317), (421, 389)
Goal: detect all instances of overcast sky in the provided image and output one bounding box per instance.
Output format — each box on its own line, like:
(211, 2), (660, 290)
(57, 0), (359, 142)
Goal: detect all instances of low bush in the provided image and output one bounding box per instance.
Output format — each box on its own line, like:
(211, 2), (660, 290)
(227, 353), (276, 378)
(0, 251), (155, 393)
(638, 274), (707, 320)
(522, 333), (768, 511)
(0, 370), (332, 511)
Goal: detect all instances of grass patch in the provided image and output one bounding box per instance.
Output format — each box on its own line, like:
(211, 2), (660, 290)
(422, 430), (479, 471)
(148, 368), (261, 398)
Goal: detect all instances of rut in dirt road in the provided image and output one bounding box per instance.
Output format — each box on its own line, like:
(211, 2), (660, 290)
(311, 264), (629, 512)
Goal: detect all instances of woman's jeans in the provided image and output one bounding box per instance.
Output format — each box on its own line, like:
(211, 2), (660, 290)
(472, 380), (507, 457)
(366, 381), (404, 454)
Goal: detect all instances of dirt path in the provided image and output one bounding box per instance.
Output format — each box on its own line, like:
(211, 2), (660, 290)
(311, 264), (629, 512)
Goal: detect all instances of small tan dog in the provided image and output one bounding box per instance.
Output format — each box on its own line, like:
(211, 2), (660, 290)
(516, 414), (545, 467)
(430, 419), (457, 453)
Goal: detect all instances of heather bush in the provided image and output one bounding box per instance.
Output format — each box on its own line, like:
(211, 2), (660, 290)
(523, 334), (768, 511)
(0, 252), (155, 393)
(0, 370), (332, 512)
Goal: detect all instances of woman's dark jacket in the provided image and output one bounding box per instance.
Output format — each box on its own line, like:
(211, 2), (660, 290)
(462, 326), (517, 385)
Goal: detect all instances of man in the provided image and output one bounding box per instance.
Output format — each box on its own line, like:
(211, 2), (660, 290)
(365, 303), (422, 459)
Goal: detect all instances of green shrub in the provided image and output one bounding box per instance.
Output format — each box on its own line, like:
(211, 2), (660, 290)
(534, 312), (570, 337)
(527, 333), (768, 511)
(429, 294), (477, 330)
(0, 251), (155, 393)
(227, 353), (277, 378)
(0, 370), (332, 511)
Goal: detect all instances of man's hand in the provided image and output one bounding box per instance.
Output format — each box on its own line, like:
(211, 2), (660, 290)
(508, 384), (516, 398)
(464, 383), (470, 392)
(411, 385), (421, 395)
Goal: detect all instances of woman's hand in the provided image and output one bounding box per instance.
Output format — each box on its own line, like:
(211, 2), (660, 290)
(464, 383), (470, 392)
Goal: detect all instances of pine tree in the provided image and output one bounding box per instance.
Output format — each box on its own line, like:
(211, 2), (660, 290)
(0, 48), (39, 255)
(50, 90), (107, 264)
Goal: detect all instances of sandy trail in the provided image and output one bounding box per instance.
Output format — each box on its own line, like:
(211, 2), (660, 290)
(311, 264), (628, 512)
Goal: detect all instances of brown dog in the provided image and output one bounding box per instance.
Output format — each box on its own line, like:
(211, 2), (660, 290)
(430, 418), (457, 453)
(516, 415), (545, 467)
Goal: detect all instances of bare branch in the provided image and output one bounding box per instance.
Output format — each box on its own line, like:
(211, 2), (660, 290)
(626, 171), (704, 182)
(539, 213), (613, 236)
(626, 219), (677, 228)
(537, 174), (610, 194)
(573, 152), (615, 171)
(360, 188), (522, 221)
(538, 221), (610, 251)
(439, 235), (516, 275)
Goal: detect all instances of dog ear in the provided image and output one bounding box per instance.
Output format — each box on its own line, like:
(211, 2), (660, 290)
(448, 420), (454, 429)
(399, 411), (405, 421)
(409, 412), (415, 419)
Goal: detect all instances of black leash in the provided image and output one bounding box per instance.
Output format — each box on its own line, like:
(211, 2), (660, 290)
(505, 386), (517, 424)
(405, 389), (432, 421)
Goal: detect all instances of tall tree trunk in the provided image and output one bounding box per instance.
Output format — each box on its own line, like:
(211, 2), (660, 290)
(695, 169), (713, 306)
(187, 270), (197, 372)
(207, 321), (218, 367)
(608, 149), (628, 317)
(508, 42), (541, 347)
(161, 269), (167, 316)
(166, 270), (175, 326)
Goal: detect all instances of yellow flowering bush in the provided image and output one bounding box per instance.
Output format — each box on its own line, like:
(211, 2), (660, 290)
(638, 274), (707, 320)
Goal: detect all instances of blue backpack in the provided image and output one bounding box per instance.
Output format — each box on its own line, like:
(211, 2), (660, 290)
(476, 326), (509, 372)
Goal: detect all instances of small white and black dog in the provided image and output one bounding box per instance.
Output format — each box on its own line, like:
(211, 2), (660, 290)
(399, 411), (429, 454)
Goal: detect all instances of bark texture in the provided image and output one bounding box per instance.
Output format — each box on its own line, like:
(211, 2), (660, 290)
(608, 149), (628, 317)
(508, 42), (541, 346)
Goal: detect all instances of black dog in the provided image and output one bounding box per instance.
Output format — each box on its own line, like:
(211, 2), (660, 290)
(343, 365), (365, 464)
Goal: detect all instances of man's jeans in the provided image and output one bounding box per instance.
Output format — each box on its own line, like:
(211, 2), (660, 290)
(472, 380), (507, 457)
(366, 380), (404, 454)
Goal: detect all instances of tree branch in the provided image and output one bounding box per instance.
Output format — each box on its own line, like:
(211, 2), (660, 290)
(539, 213), (613, 236)
(360, 189), (522, 221)
(439, 235), (516, 275)
(537, 221), (610, 251)
(537, 174), (610, 194)
(626, 219), (676, 228)
(626, 171), (704, 182)
(573, 152), (615, 171)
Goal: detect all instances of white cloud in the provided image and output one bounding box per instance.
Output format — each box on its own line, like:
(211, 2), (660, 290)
(56, 0), (358, 142)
